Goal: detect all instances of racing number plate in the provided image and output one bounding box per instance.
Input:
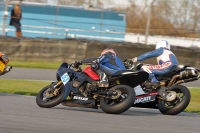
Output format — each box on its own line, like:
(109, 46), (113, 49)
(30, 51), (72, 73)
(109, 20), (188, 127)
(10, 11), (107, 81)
(61, 73), (70, 85)
(0, 61), (5, 72)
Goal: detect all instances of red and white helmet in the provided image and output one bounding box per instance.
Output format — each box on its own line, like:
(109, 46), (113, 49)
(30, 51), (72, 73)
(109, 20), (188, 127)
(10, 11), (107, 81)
(101, 48), (116, 56)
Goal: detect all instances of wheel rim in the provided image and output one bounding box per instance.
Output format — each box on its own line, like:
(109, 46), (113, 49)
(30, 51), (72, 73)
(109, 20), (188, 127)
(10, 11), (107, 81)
(105, 87), (129, 106)
(40, 85), (63, 103)
(162, 88), (185, 108)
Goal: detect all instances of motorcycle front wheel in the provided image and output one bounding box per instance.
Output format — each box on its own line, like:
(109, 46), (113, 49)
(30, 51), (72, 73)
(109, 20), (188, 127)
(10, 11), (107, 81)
(100, 85), (135, 114)
(158, 85), (191, 115)
(36, 83), (65, 108)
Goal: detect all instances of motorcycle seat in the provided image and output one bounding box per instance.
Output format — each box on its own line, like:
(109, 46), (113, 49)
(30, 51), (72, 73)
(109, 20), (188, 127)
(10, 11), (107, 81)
(156, 65), (183, 78)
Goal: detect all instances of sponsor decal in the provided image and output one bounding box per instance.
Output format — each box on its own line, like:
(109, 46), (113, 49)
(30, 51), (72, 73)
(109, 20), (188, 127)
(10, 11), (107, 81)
(134, 96), (151, 104)
(61, 73), (70, 85)
(148, 62), (172, 70)
(73, 96), (88, 101)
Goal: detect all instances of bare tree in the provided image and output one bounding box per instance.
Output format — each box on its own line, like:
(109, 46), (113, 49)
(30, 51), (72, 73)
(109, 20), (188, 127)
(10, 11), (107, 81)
(23, 0), (47, 3)
(57, 0), (103, 7)
(17, 0), (200, 38)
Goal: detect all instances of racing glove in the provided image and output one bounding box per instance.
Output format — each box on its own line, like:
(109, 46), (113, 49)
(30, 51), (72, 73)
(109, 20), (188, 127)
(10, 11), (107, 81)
(91, 59), (99, 70)
(73, 60), (82, 68)
(131, 57), (138, 63)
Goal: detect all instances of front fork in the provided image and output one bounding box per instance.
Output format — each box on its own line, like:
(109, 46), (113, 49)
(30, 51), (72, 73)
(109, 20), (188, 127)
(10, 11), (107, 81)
(51, 81), (62, 89)
(47, 81), (63, 96)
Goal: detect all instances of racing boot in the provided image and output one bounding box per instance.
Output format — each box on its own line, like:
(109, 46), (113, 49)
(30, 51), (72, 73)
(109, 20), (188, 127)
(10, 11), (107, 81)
(144, 74), (160, 89)
(144, 81), (160, 89)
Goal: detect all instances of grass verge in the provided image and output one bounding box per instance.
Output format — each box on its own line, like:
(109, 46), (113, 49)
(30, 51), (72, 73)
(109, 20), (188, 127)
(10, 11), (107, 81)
(0, 79), (199, 114)
(0, 79), (50, 96)
(9, 61), (61, 69)
(184, 88), (200, 114)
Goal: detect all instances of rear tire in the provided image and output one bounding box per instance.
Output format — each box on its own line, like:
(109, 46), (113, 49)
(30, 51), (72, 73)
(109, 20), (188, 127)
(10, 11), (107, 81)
(36, 84), (65, 108)
(100, 85), (135, 114)
(158, 85), (190, 115)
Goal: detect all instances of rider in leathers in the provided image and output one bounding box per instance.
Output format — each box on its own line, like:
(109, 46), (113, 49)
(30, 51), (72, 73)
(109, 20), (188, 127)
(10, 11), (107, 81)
(128, 40), (178, 87)
(74, 48), (126, 88)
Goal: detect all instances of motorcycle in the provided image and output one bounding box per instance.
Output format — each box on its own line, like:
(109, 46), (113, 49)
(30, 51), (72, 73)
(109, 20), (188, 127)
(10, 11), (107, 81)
(36, 62), (149, 114)
(0, 53), (12, 76)
(124, 60), (200, 115)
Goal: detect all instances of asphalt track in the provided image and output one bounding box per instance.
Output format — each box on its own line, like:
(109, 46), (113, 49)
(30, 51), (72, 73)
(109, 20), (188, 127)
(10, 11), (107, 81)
(0, 67), (200, 133)
(0, 93), (200, 133)
(0, 67), (199, 87)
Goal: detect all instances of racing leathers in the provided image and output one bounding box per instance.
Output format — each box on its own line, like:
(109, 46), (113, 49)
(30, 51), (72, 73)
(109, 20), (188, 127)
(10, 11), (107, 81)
(74, 52), (126, 87)
(136, 47), (178, 83)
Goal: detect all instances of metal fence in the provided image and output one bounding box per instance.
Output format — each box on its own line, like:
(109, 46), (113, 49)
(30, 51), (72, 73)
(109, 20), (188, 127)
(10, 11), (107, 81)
(0, 0), (127, 41)
(0, 0), (200, 44)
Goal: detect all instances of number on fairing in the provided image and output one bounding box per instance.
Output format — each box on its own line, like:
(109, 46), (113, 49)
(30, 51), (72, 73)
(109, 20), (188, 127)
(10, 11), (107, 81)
(61, 73), (70, 85)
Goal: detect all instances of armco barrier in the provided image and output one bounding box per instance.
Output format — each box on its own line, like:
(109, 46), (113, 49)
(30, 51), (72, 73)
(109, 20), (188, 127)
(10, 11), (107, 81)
(0, 36), (200, 68)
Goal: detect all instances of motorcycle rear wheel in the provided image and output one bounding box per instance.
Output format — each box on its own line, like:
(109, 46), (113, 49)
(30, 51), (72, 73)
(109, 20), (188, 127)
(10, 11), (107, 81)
(36, 84), (65, 108)
(158, 85), (191, 115)
(100, 85), (135, 114)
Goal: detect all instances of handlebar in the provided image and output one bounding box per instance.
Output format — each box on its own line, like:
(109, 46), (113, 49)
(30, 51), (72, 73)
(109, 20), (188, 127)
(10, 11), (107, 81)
(69, 63), (82, 72)
(124, 59), (143, 70)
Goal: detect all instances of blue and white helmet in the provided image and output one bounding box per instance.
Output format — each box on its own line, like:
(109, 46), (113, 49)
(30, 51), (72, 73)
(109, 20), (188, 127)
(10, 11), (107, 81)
(155, 40), (170, 49)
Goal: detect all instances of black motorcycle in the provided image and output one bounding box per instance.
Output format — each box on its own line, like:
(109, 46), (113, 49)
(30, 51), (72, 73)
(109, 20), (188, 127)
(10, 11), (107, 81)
(124, 61), (200, 115)
(36, 62), (149, 114)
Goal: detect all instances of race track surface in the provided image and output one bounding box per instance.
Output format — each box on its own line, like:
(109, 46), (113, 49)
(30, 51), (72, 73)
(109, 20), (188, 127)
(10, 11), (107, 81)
(0, 67), (199, 87)
(0, 93), (200, 133)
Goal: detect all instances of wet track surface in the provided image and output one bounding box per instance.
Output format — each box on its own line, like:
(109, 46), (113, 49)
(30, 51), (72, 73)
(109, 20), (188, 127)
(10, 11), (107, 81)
(0, 93), (200, 133)
(0, 67), (200, 133)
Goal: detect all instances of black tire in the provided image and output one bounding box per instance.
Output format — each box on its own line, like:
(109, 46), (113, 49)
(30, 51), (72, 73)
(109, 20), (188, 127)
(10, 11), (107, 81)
(36, 84), (65, 108)
(158, 85), (191, 115)
(100, 85), (135, 114)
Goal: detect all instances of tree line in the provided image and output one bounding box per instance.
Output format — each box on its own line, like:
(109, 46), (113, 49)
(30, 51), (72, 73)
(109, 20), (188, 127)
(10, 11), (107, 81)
(23, 0), (200, 38)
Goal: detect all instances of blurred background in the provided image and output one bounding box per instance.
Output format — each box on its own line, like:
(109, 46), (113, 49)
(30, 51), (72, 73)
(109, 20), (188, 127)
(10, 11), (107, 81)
(0, 0), (200, 47)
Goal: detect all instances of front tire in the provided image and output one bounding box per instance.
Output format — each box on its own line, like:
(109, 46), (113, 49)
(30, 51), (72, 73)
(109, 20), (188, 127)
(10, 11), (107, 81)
(36, 84), (65, 108)
(158, 85), (191, 115)
(100, 85), (135, 114)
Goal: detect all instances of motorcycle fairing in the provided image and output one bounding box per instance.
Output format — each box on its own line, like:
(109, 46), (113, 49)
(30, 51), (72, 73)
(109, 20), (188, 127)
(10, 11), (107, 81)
(70, 93), (94, 104)
(116, 71), (149, 88)
(61, 73), (70, 85)
(57, 63), (87, 100)
(61, 81), (74, 101)
(62, 94), (97, 109)
(133, 92), (158, 108)
(83, 67), (99, 81)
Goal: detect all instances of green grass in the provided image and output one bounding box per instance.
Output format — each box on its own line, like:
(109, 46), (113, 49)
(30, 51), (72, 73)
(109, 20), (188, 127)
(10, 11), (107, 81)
(0, 79), (199, 114)
(184, 88), (200, 114)
(9, 61), (61, 69)
(0, 79), (50, 96)
(9, 61), (88, 70)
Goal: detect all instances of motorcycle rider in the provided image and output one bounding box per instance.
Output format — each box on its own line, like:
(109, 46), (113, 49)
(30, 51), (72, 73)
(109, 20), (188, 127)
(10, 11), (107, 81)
(127, 40), (178, 88)
(73, 48), (126, 88)
(0, 53), (12, 76)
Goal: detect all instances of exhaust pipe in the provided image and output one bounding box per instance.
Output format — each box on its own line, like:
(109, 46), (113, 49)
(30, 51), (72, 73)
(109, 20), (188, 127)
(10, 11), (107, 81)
(174, 76), (200, 86)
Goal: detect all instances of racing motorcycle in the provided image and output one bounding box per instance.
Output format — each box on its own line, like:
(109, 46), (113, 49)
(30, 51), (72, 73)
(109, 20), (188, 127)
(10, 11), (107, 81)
(0, 53), (12, 76)
(36, 62), (149, 114)
(124, 60), (200, 115)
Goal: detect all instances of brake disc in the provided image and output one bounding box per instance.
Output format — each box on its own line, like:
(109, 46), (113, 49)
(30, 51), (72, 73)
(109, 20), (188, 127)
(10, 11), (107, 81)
(111, 90), (122, 100)
(165, 91), (177, 102)
(43, 89), (55, 98)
